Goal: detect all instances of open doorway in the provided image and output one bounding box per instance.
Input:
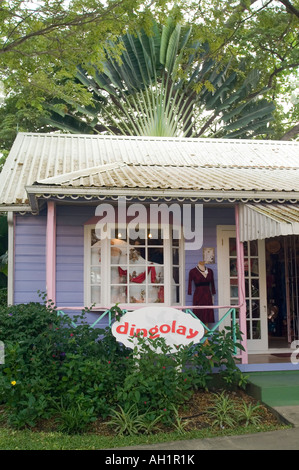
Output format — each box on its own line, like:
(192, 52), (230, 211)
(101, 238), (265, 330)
(266, 235), (299, 349)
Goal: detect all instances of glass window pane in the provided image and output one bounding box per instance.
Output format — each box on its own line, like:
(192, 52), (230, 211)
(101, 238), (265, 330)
(250, 240), (258, 256)
(148, 247), (164, 264)
(229, 238), (236, 256)
(110, 227), (127, 240)
(147, 228), (163, 245)
(129, 266), (147, 283)
(172, 248), (179, 265)
(245, 279), (249, 298)
(246, 299), (250, 318)
(172, 285), (180, 304)
(129, 285), (146, 303)
(244, 258), (249, 276)
(111, 286), (127, 303)
(111, 239), (128, 263)
(151, 265), (164, 284)
(111, 266), (126, 284)
(251, 279), (260, 297)
(173, 267), (180, 284)
(252, 320), (261, 339)
(252, 300), (260, 318)
(230, 259), (238, 277)
(91, 267), (101, 284)
(251, 258), (259, 276)
(246, 320), (251, 339)
(151, 286), (164, 303)
(91, 245), (101, 264)
(243, 241), (248, 257)
(172, 237), (179, 247)
(129, 226), (146, 245)
(230, 280), (238, 298)
(129, 246), (146, 264)
(91, 286), (101, 304)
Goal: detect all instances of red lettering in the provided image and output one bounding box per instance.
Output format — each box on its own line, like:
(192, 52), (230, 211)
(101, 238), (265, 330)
(149, 326), (160, 339)
(160, 324), (171, 334)
(136, 328), (148, 337)
(129, 324), (136, 336)
(176, 325), (187, 335)
(116, 322), (129, 334)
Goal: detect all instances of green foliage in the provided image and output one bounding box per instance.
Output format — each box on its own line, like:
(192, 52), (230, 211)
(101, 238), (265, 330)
(206, 391), (263, 430)
(236, 401), (262, 427)
(207, 391), (237, 429)
(0, 289), (7, 307)
(0, 301), (248, 433)
(106, 404), (163, 436)
(43, 18), (276, 140)
(0, 0), (298, 152)
(52, 398), (97, 434)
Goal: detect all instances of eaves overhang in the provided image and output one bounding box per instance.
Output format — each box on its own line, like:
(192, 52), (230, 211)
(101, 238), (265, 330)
(22, 185), (299, 214)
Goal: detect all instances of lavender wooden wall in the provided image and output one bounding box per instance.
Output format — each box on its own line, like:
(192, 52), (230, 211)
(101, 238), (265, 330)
(56, 205), (93, 308)
(14, 204), (235, 324)
(14, 211), (47, 304)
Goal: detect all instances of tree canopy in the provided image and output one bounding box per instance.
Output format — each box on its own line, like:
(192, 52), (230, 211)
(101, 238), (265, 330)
(42, 18), (276, 139)
(0, 0), (298, 154)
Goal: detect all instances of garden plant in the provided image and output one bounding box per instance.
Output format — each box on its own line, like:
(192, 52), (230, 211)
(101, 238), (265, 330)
(0, 299), (275, 437)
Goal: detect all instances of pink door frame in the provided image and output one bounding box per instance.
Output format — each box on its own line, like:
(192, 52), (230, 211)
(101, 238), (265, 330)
(235, 204), (248, 364)
(46, 200), (56, 305)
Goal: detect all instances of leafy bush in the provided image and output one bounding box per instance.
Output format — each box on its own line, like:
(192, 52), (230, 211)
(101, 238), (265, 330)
(0, 300), (248, 432)
(0, 288), (7, 307)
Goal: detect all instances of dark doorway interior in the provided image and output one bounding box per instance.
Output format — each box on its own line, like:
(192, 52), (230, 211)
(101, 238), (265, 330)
(266, 235), (299, 349)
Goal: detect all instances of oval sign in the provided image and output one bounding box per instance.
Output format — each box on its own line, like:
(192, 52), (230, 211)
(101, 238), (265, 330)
(111, 306), (205, 352)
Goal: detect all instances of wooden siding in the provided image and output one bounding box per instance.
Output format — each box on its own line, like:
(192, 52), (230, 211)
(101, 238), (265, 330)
(14, 204), (235, 323)
(56, 205), (93, 307)
(14, 212), (47, 304)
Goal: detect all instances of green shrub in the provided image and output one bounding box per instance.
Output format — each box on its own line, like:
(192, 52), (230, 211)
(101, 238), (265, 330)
(0, 300), (247, 432)
(0, 288), (7, 307)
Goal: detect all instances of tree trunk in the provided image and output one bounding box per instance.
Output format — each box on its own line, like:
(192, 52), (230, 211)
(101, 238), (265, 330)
(280, 123), (299, 140)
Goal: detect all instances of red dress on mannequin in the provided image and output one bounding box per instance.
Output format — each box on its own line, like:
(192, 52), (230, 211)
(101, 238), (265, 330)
(188, 266), (216, 323)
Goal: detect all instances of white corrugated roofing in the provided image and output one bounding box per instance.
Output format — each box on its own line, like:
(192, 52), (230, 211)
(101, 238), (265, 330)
(239, 203), (299, 241)
(0, 133), (298, 211)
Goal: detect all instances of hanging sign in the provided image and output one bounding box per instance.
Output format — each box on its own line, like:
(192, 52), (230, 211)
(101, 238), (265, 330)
(111, 306), (205, 353)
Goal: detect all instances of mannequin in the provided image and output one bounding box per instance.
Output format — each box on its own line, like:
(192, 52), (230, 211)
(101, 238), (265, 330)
(188, 261), (216, 324)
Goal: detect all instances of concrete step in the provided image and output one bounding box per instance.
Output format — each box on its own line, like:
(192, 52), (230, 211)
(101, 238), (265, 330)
(246, 371), (299, 407)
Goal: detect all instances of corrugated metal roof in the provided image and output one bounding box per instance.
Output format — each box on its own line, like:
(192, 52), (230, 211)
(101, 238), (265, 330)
(0, 133), (298, 211)
(36, 163), (298, 192)
(239, 203), (299, 241)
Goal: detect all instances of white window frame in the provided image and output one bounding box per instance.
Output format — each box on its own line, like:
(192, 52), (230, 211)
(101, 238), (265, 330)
(84, 222), (185, 309)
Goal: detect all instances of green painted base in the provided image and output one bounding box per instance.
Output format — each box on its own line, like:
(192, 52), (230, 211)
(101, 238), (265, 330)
(246, 371), (299, 407)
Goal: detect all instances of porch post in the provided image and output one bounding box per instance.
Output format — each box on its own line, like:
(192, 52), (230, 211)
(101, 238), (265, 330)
(46, 200), (56, 305)
(235, 204), (248, 364)
(7, 212), (15, 306)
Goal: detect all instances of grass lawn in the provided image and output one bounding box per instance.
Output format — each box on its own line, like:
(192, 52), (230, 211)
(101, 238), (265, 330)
(0, 422), (290, 450)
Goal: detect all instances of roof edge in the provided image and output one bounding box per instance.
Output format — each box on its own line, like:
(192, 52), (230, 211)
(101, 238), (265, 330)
(15, 132), (299, 146)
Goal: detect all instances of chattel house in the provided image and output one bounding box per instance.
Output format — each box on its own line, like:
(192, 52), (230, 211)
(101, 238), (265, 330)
(0, 133), (298, 372)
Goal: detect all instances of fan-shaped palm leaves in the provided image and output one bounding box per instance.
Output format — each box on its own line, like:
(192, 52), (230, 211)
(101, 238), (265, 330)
(43, 17), (275, 139)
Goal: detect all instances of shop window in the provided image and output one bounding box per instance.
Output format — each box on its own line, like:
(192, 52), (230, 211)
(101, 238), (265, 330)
(84, 224), (183, 307)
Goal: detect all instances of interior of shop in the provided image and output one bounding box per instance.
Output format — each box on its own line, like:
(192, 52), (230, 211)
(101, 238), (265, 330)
(266, 235), (299, 350)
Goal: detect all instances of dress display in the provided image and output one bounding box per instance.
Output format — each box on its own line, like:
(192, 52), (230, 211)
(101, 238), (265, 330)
(188, 264), (216, 323)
